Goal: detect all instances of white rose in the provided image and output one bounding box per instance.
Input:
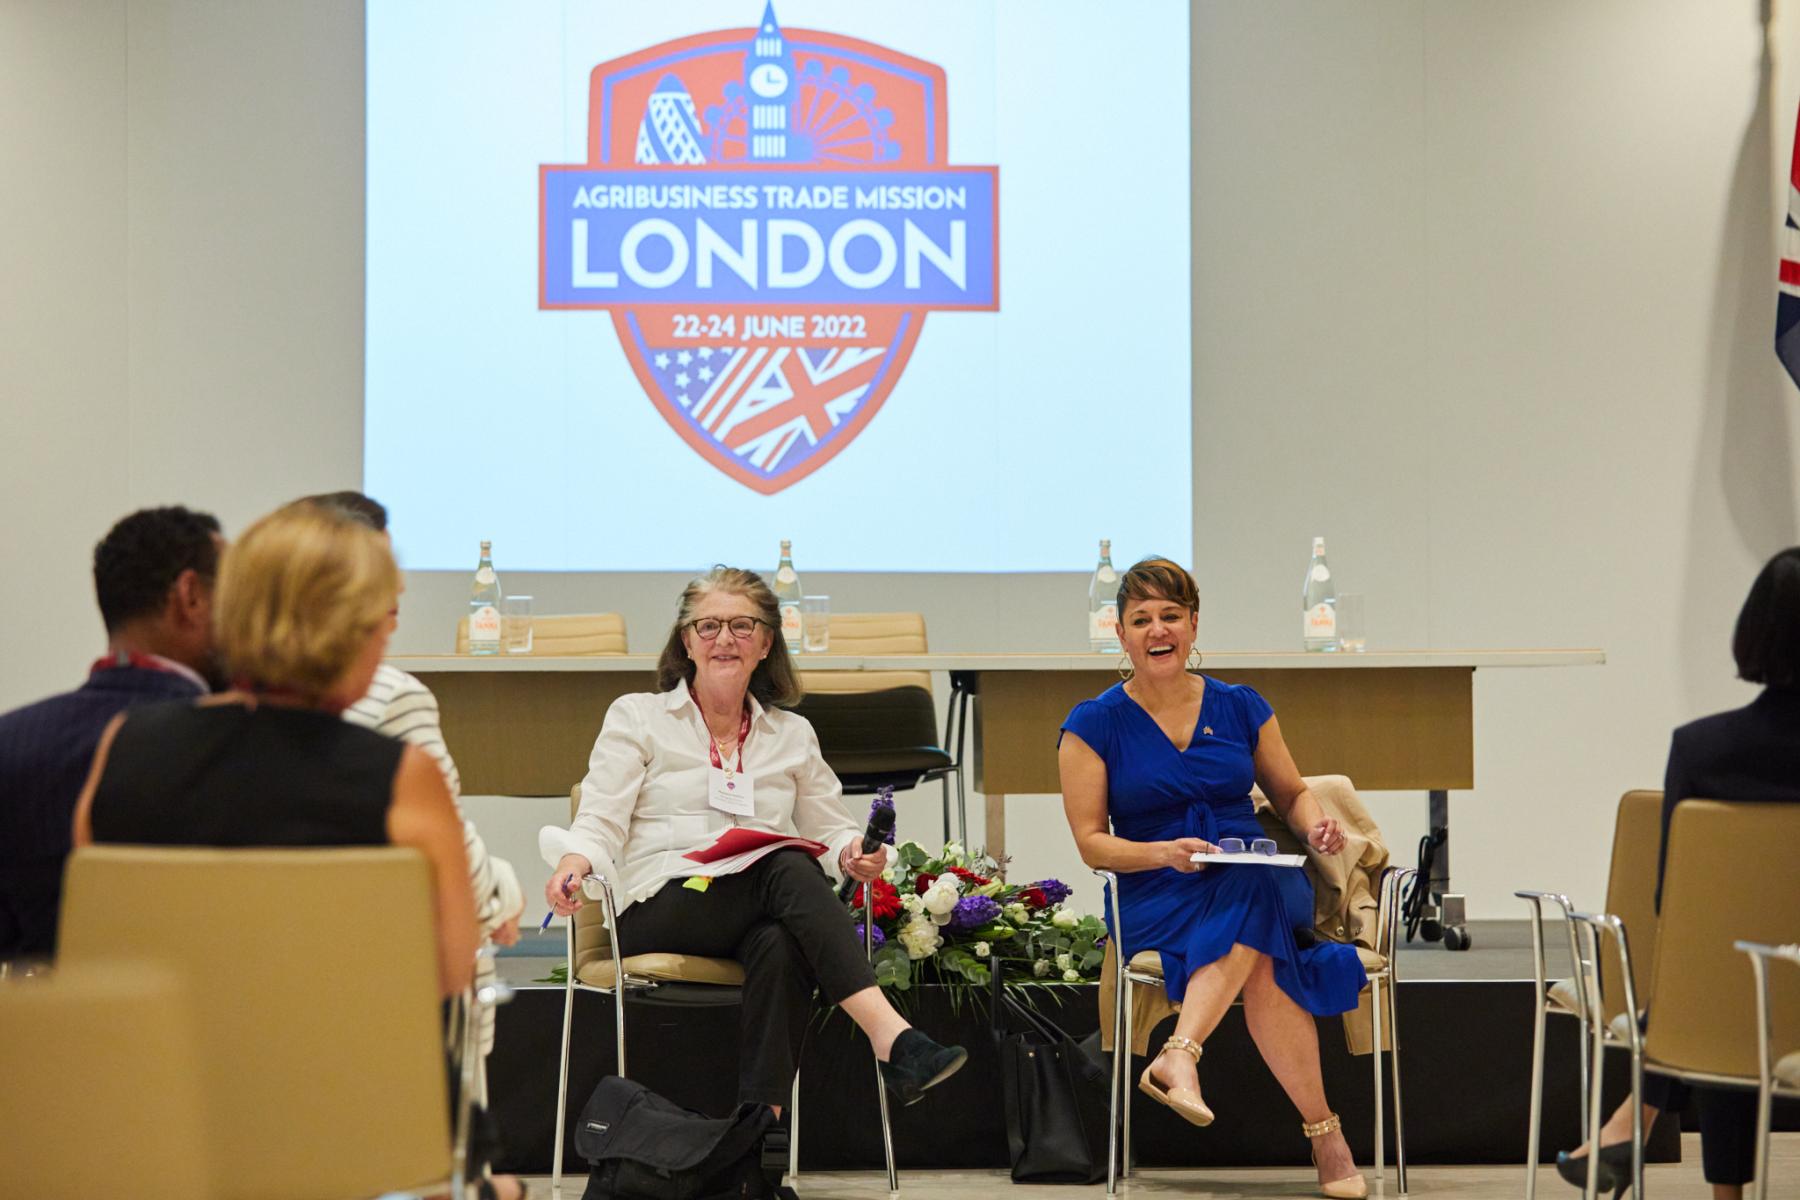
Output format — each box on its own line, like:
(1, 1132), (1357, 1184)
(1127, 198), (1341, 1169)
(1055, 953), (1073, 971)
(1032, 959), (1052, 977)
(900, 893), (925, 916)
(943, 841), (965, 859)
(1063, 968), (1082, 982)
(881, 867), (897, 883)
(922, 880), (961, 917)
(974, 941), (991, 958)
(898, 917), (941, 960)
(1005, 903), (1030, 925)
(1052, 908), (1079, 930)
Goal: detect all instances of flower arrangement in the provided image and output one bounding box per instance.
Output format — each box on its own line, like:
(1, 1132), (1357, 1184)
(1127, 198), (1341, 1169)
(843, 791), (1108, 993)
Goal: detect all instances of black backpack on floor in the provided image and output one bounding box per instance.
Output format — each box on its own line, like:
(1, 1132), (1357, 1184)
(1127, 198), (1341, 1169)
(575, 1076), (789, 1200)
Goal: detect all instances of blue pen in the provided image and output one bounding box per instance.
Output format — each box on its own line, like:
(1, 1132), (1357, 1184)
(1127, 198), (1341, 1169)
(540, 873), (577, 930)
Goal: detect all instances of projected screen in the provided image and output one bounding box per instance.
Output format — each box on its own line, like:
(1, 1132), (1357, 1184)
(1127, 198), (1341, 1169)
(366, 0), (1190, 571)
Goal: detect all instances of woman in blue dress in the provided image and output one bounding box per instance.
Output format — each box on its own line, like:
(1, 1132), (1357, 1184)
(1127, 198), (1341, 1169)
(1059, 558), (1368, 1199)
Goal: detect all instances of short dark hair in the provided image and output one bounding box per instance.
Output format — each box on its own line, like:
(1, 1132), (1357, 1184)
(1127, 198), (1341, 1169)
(1733, 547), (1800, 688)
(1117, 556), (1200, 616)
(303, 490), (388, 533)
(92, 506), (223, 633)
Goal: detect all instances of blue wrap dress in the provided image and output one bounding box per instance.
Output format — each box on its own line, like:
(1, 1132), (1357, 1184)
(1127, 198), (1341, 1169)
(1061, 678), (1365, 1012)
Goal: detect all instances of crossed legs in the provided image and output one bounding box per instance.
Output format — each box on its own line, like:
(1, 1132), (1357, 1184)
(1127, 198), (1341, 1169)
(1143, 943), (1358, 1187)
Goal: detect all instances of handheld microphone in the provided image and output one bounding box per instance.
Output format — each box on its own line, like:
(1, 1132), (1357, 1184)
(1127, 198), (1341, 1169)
(837, 803), (897, 903)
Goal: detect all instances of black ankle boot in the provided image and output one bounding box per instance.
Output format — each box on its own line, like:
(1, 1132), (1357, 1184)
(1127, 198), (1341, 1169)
(878, 1029), (968, 1106)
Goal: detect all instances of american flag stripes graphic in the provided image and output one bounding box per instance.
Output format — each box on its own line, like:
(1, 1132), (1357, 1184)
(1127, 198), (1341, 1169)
(646, 343), (888, 475)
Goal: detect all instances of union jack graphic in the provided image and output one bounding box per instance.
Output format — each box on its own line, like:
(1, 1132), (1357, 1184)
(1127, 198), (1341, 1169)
(630, 322), (899, 475)
(1781, 99), (1800, 389)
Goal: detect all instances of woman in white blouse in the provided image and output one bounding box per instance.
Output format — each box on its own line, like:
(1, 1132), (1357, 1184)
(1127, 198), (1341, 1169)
(541, 566), (966, 1112)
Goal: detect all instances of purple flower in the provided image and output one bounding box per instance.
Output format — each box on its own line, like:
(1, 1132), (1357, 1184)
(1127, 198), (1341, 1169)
(870, 786), (897, 846)
(948, 895), (1002, 931)
(854, 922), (886, 949)
(1033, 879), (1073, 906)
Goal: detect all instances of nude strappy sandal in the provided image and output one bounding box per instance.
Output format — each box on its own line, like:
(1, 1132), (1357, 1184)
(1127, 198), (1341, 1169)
(1303, 1112), (1368, 1199)
(1137, 1034), (1214, 1126)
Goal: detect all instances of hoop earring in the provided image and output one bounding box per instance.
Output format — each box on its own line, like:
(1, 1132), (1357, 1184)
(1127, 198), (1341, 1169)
(1117, 655), (1134, 682)
(1187, 646), (1203, 671)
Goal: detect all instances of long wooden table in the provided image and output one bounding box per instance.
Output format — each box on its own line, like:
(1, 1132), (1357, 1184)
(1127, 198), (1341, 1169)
(390, 649), (1602, 864)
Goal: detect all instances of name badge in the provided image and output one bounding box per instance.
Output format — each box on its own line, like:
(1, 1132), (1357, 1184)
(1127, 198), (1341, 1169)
(708, 766), (755, 816)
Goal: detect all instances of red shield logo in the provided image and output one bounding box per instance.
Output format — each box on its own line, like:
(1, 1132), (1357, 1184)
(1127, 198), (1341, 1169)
(540, 3), (999, 493)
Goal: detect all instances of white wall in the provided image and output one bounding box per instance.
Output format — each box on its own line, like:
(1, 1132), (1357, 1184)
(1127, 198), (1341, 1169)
(5, 0), (1797, 922)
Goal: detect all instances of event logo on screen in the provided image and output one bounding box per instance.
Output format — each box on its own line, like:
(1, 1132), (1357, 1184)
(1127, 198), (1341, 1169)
(540, 2), (999, 494)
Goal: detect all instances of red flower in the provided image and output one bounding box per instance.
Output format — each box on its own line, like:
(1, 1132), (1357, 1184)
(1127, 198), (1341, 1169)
(948, 865), (991, 887)
(914, 871), (941, 895)
(852, 878), (902, 921)
(1019, 886), (1050, 910)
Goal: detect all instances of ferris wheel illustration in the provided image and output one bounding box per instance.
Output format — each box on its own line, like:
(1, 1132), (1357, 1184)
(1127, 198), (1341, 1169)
(704, 60), (901, 165)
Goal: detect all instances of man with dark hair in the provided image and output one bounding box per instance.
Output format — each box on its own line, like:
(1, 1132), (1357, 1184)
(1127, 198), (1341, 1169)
(0, 505), (225, 963)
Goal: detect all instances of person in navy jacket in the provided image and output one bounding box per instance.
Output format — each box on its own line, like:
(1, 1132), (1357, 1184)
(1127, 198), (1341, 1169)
(0, 505), (223, 963)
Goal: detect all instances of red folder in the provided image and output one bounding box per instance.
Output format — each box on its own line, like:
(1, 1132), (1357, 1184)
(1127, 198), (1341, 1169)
(683, 827), (827, 864)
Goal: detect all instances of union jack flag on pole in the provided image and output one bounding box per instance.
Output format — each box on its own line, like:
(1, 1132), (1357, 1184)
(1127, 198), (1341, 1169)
(1780, 98), (1800, 388)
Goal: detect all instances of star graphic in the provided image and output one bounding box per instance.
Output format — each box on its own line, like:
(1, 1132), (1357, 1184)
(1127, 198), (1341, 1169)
(697, 346), (714, 360)
(675, 371), (690, 388)
(655, 352), (671, 369)
(676, 392), (690, 407)
(676, 350), (693, 366)
(697, 365), (715, 382)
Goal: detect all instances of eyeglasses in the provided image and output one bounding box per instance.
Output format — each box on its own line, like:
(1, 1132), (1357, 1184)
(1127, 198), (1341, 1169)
(687, 616), (768, 640)
(1217, 838), (1281, 855)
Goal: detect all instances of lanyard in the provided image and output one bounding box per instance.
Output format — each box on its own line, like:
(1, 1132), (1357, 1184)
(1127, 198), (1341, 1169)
(90, 651), (205, 691)
(701, 700), (753, 776)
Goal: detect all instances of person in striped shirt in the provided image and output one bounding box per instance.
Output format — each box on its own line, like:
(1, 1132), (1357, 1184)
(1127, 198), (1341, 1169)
(310, 495), (526, 1040)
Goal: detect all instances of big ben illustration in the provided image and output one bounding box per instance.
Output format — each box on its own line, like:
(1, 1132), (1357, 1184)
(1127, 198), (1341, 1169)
(745, 1), (796, 160)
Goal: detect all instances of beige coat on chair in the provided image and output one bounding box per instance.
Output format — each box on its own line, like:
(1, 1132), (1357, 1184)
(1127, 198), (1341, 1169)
(1097, 774), (1391, 1055)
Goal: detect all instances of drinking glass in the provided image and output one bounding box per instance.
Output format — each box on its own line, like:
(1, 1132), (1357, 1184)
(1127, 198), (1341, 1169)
(802, 595), (830, 652)
(1336, 593), (1366, 653)
(502, 595), (534, 654)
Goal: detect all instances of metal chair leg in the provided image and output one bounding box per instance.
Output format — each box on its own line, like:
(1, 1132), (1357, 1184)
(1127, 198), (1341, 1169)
(1523, 905), (1548, 1200)
(552, 923), (577, 1200)
(865, 889), (899, 1193)
(1122, 969), (1135, 1178)
(1387, 967), (1409, 1194)
(1371, 974), (1385, 1186)
(789, 1071), (802, 1182)
(1580, 925), (1605, 1200)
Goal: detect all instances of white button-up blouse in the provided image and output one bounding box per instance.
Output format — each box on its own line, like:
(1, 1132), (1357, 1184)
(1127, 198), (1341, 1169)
(537, 679), (864, 912)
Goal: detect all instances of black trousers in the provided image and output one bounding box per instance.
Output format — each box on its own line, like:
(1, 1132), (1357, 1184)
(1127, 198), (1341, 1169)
(1640, 1071), (1759, 1185)
(616, 848), (878, 1107)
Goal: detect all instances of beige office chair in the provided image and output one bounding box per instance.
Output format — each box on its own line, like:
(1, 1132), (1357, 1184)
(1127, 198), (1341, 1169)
(1635, 801), (1800, 1200)
(1093, 775), (1414, 1195)
(1515, 789), (1663, 1200)
(0, 964), (215, 1199)
(792, 611), (963, 842)
(57, 846), (468, 1200)
(456, 612), (628, 655)
(549, 787), (898, 1197)
(1735, 940), (1800, 1200)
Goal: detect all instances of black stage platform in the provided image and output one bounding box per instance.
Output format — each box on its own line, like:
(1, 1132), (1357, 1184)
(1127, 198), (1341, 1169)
(484, 921), (1791, 1174)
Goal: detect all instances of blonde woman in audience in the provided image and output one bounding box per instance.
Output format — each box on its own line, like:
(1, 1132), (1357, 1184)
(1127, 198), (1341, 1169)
(71, 500), (528, 1200)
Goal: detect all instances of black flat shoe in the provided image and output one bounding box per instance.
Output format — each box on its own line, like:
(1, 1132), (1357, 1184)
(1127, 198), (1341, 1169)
(878, 1029), (968, 1106)
(1555, 1139), (1633, 1198)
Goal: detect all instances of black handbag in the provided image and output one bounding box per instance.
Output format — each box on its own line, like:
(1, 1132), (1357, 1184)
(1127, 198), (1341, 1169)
(989, 962), (1113, 1184)
(575, 1075), (784, 1200)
